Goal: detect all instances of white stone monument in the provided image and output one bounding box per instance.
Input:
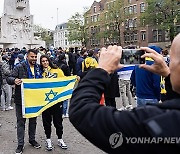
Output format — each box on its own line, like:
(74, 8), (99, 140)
(0, 0), (45, 48)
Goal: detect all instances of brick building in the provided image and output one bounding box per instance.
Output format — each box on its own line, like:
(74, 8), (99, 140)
(84, 0), (179, 49)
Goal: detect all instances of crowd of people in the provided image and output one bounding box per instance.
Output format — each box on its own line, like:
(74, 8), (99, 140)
(0, 33), (180, 154)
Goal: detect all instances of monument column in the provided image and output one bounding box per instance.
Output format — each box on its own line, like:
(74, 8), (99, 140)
(0, 0), (45, 48)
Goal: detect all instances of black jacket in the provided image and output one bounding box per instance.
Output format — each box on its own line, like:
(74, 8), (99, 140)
(164, 75), (180, 100)
(104, 72), (120, 98)
(56, 60), (71, 76)
(6, 61), (41, 105)
(69, 68), (180, 154)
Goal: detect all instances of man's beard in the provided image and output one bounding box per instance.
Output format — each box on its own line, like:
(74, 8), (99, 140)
(29, 61), (36, 65)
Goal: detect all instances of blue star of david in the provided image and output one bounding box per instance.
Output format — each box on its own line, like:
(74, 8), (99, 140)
(45, 89), (58, 102)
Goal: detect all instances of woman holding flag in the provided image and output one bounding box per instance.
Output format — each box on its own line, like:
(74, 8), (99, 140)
(40, 55), (68, 151)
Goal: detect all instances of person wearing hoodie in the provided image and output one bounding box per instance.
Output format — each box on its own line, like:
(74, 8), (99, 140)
(14, 54), (25, 66)
(131, 46), (162, 106)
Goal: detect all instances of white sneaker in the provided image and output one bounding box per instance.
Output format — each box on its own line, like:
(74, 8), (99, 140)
(58, 139), (67, 149)
(6, 106), (14, 111)
(125, 105), (133, 110)
(9, 106), (14, 110)
(45, 139), (53, 151)
(118, 106), (125, 111)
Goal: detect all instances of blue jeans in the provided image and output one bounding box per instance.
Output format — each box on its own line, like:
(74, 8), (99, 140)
(137, 98), (158, 107)
(63, 100), (68, 115)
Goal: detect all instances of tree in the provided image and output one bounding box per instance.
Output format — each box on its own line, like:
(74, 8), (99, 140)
(67, 12), (87, 46)
(33, 24), (53, 47)
(99, 0), (126, 46)
(141, 0), (180, 42)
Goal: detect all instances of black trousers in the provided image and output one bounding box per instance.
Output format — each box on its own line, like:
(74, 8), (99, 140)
(42, 103), (63, 139)
(16, 104), (37, 146)
(105, 97), (116, 108)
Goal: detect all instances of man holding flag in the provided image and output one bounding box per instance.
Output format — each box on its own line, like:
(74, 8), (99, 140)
(7, 49), (42, 154)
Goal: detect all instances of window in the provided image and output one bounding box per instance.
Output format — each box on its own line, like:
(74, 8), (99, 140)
(129, 19), (133, 28)
(165, 30), (170, 41)
(97, 14), (100, 21)
(133, 5), (137, 13)
(85, 17), (89, 24)
(91, 16), (93, 22)
(130, 33), (134, 41)
(124, 33), (130, 42)
(153, 30), (162, 42)
(125, 20), (129, 29)
(93, 15), (97, 22)
(140, 3), (145, 13)
(129, 6), (133, 14)
(141, 31), (146, 41)
(65, 39), (68, 45)
(158, 30), (162, 41)
(93, 6), (97, 13)
(142, 19), (145, 26)
(124, 7), (128, 15)
(134, 18), (137, 28)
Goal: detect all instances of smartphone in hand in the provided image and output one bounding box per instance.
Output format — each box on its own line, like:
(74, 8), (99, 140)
(121, 49), (145, 65)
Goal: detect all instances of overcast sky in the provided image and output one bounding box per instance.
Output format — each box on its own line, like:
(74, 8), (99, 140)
(0, 0), (98, 30)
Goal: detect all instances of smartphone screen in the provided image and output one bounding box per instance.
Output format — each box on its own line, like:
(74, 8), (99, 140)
(121, 49), (145, 65)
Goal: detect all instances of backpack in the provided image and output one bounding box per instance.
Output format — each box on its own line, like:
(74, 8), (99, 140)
(82, 57), (98, 73)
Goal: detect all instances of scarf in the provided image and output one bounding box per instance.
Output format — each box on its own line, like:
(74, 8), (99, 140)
(26, 60), (42, 79)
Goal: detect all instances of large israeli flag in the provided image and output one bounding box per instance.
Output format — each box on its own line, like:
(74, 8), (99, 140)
(21, 76), (76, 118)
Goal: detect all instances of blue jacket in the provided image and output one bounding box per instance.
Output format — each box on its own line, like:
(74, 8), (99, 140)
(76, 56), (85, 78)
(131, 60), (160, 100)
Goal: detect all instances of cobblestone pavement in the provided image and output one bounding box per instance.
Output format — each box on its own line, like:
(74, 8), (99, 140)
(0, 97), (136, 154)
(0, 107), (105, 154)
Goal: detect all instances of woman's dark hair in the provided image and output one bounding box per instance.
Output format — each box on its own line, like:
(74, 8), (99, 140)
(40, 54), (57, 69)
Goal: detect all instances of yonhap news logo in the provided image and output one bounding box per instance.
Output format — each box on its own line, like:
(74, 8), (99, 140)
(109, 132), (180, 149)
(109, 132), (123, 149)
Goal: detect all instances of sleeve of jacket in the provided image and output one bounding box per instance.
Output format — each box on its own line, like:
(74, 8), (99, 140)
(2, 62), (11, 76)
(76, 61), (82, 76)
(69, 68), (159, 153)
(76, 59), (86, 78)
(165, 74), (180, 100)
(6, 65), (19, 85)
(130, 69), (136, 87)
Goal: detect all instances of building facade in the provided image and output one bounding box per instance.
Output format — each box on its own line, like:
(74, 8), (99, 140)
(54, 23), (82, 49)
(85, 0), (179, 49)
